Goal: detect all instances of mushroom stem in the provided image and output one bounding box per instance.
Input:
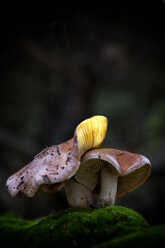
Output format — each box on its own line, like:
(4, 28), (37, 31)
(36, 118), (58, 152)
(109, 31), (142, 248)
(64, 178), (93, 208)
(96, 169), (118, 208)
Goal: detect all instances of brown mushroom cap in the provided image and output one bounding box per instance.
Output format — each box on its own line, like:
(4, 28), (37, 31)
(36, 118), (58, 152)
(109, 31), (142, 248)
(6, 116), (108, 198)
(75, 148), (151, 197)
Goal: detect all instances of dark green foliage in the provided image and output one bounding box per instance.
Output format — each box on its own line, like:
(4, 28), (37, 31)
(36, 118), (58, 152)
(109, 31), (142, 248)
(0, 206), (148, 248)
(94, 225), (165, 248)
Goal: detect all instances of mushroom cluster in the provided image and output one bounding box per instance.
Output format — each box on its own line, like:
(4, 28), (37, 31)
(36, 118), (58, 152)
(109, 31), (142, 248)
(6, 116), (108, 197)
(6, 115), (151, 209)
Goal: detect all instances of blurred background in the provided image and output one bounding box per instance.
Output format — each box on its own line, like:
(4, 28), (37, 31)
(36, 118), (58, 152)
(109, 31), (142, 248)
(0, 3), (165, 225)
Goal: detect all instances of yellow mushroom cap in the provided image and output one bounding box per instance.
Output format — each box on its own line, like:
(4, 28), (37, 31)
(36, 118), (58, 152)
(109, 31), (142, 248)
(74, 115), (108, 156)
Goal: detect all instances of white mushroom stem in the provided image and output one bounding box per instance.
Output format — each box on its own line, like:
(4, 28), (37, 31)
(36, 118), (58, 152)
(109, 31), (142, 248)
(64, 178), (93, 208)
(96, 169), (118, 208)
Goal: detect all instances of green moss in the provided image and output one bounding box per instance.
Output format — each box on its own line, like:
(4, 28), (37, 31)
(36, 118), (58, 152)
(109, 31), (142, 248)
(0, 213), (38, 247)
(93, 225), (165, 248)
(0, 206), (149, 248)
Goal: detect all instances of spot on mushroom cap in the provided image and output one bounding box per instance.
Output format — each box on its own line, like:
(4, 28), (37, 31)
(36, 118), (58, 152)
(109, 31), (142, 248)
(76, 148), (151, 197)
(75, 115), (108, 156)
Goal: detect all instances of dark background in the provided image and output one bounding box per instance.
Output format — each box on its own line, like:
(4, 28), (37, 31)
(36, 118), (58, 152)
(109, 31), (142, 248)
(0, 3), (165, 225)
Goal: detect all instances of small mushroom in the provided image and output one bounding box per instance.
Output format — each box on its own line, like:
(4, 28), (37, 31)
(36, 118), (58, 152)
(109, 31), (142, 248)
(6, 116), (108, 199)
(67, 148), (151, 208)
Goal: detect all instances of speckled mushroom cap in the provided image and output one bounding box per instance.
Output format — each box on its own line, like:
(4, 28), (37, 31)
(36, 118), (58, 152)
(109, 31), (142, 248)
(6, 116), (108, 197)
(75, 148), (151, 197)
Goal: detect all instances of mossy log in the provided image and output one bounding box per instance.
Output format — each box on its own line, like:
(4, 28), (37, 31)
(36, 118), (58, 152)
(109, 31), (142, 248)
(0, 206), (163, 248)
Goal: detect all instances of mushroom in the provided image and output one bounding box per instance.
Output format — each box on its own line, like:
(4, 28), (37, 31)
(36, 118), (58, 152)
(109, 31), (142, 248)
(6, 116), (108, 200)
(67, 148), (151, 208)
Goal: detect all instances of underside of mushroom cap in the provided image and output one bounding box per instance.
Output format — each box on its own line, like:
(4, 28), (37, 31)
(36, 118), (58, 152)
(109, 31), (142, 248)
(76, 148), (151, 197)
(41, 182), (64, 193)
(74, 115), (108, 156)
